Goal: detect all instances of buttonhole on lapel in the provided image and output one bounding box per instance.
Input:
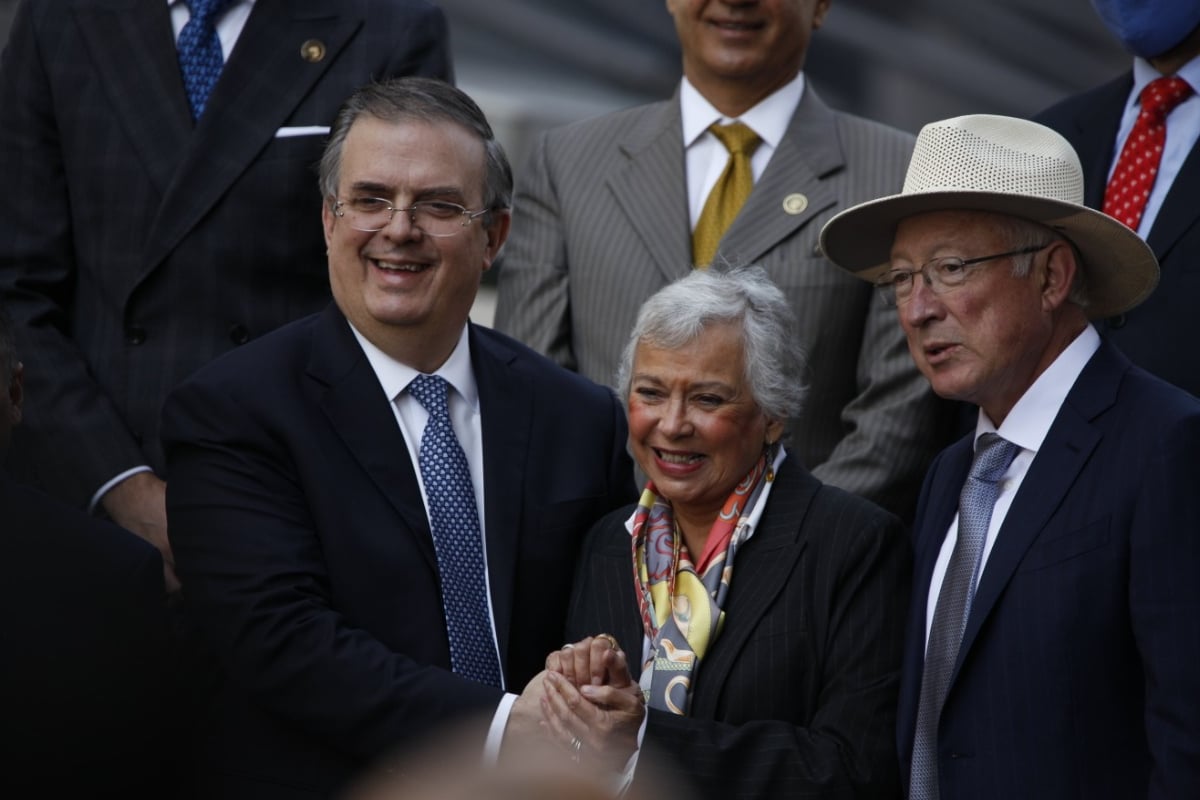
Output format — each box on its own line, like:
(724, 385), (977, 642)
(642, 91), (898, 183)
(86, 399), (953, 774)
(300, 39), (326, 63)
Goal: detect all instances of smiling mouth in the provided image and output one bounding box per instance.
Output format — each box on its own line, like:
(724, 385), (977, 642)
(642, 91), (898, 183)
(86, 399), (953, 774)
(709, 19), (763, 32)
(655, 448), (703, 465)
(370, 258), (430, 273)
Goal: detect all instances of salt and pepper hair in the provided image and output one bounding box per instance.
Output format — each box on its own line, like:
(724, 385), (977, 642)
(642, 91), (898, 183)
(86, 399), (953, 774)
(993, 213), (1090, 309)
(616, 266), (807, 424)
(318, 77), (513, 224)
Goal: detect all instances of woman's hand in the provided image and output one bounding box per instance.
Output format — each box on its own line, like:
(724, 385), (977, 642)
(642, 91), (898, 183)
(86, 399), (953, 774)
(541, 653), (645, 771)
(545, 634), (629, 689)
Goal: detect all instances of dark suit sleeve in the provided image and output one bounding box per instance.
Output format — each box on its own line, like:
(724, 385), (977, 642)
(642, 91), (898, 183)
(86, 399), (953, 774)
(163, 376), (503, 762)
(1135, 412), (1200, 796)
(0, 1), (148, 503)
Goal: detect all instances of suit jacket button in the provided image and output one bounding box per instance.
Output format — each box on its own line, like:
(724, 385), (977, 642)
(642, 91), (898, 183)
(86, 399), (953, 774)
(229, 324), (250, 345)
(125, 325), (146, 345)
(1108, 314), (1127, 329)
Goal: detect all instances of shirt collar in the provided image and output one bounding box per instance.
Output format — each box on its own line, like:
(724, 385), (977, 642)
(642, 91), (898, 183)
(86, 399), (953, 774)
(679, 71), (806, 150)
(974, 324), (1100, 454)
(1129, 52), (1200, 112)
(348, 322), (478, 411)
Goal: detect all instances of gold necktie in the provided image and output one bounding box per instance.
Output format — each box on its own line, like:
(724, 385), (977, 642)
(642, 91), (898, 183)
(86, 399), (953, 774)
(692, 122), (760, 268)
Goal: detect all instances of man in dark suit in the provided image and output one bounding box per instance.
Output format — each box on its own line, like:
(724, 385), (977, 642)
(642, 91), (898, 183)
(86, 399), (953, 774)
(0, 305), (177, 797)
(0, 0), (451, 585)
(494, 0), (950, 521)
(162, 78), (635, 799)
(1036, 2), (1200, 397)
(821, 114), (1200, 798)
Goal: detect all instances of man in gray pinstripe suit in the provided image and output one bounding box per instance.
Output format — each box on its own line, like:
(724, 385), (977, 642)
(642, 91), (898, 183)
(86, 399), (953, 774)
(494, 0), (949, 519)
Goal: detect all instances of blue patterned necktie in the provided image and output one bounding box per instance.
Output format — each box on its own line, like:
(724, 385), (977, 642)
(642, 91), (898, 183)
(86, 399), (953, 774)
(177, 0), (236, 121)
(407, 374), (502, 687)
(910, 433), (1019, 800)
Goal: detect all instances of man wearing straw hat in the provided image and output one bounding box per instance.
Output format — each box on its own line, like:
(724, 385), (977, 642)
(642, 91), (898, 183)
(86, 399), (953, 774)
(820, 114), (1200, 799)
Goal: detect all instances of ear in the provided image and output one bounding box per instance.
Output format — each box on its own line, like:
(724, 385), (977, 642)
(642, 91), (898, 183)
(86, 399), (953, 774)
(764, 416), (785, 446)
(813, 0), (833, 29)
(481, 209), (512, 274)
(1040, 240), (1078, 312)
(321, 197), (336, 248)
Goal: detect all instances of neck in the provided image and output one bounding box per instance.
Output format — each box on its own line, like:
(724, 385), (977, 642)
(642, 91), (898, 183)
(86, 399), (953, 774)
(674, 510), (714, 559)
(690, 69), (798, 118)
(1149, 24), (1200, 75)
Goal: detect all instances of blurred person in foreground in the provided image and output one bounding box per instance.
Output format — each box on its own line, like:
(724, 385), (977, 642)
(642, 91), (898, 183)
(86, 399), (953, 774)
(0, 0), (452, 587)
(820, 114), (1200, 798)
(1036, 0), (1200, 396)
(494, 0), (951, 521)
(536, 266), (911, 800)
(161, 77), (634, 799)
(0, 304), (176, 797)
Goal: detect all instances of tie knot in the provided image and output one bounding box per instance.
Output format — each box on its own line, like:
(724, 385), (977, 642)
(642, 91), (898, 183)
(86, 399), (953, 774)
(969, 433), (1018, 485)
(186, 0), (236, 24)
(1140, 76), (1194, 118)
(408, 374), (451, 419)
(710, 122), (760, 156)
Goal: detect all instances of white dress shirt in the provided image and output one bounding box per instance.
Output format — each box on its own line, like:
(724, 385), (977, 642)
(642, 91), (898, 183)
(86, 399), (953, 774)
(1108, 54), (1200, 238)
(924, 325), (1101, 643)
(168, 0), (255, 55)
(679, 72), (805, 228)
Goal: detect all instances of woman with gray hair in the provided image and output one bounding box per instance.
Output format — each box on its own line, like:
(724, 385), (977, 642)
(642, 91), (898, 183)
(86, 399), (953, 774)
(536, 266), (912, 799)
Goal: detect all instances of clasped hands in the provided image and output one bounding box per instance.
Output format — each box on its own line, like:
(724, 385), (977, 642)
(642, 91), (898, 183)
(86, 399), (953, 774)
(508, 634), (645, 770)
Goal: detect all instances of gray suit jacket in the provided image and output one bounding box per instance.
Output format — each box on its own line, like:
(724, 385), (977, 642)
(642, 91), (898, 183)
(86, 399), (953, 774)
(494, 85), (949, 518)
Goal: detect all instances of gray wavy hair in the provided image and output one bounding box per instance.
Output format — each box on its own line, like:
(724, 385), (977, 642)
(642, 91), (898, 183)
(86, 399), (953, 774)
(615, 265), (807, 424)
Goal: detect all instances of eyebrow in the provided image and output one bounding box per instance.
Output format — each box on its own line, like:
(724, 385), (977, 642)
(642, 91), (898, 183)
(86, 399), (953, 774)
(345, 181), (467, 202)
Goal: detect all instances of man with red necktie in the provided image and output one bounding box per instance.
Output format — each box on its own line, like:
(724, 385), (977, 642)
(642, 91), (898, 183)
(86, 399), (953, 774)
(1037, 0), (1200, 397)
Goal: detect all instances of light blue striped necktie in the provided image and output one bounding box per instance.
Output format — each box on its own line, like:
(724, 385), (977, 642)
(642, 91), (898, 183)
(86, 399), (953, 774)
(910, 433), (1019, 800)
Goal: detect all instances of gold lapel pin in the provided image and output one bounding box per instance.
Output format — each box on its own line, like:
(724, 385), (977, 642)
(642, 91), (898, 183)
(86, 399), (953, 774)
(300, 39), (326, 63)
(782, 193), (808, 215)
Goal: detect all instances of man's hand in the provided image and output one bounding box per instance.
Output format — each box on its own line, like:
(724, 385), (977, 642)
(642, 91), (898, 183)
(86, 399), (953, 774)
(101, 472), (179, 593)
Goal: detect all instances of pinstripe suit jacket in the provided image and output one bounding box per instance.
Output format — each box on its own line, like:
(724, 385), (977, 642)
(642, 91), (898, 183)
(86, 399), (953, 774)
(494, 84), (951, 519)
(566, 459), (910, 800)
(897, 341), (1200, 799)
(0, 0), (450, 507)
(1036, 73), (1200, 398)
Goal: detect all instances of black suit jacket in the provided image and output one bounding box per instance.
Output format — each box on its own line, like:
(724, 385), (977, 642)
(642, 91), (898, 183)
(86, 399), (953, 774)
(1036, 74), (1200, 397)
(897, 341), (1200, 799)
(0, 475), (175, 797)
(161, 305), (635, 798)
(566, 460), (910, 800)
(0, 0), (452, 506)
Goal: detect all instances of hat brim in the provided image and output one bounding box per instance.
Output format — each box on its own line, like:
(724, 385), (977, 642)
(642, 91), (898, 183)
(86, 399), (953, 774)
(818, 190), (1159, 319)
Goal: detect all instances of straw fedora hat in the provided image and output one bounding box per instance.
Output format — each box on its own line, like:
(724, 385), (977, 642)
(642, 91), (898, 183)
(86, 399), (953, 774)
(818, 114), (1158, 319)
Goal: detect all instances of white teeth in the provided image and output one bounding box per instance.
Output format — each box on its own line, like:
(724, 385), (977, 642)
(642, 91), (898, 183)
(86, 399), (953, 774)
(373, 260), (423, 272)
(658, 451), (701, 464)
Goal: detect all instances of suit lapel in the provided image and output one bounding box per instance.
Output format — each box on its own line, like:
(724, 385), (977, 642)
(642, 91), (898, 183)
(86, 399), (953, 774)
(308, 306), (437, 571)
(953, 345), (1123, 680)
(1148, 137), (1200, 260)
(141, 0), (362, 275)
(687, 461), (818, 718)
(471, 326), (532, 668)
(718, 86), (843, 267)
(607, 98), (695, 285)
(72, 0), (193, 195)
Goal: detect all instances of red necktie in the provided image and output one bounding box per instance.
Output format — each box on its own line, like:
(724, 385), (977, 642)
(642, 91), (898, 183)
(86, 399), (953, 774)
(1102, 76), (1194, 231)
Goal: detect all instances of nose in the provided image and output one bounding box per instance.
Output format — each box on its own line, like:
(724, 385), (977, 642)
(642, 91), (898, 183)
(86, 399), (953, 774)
(656, 396), (693, 438)
(380, 204), (421, 240)
(899, 273), (943, 328)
